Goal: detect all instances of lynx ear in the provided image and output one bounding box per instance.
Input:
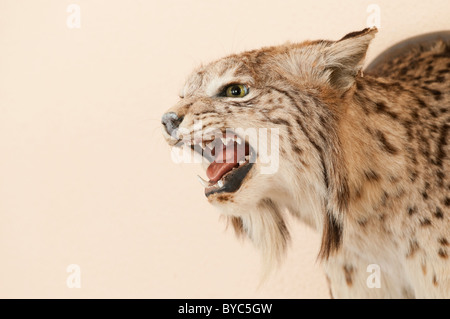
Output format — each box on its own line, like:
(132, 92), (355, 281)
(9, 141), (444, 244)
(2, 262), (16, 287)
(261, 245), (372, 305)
(323, 27), (377, 91)
(278, 28), (377, 91)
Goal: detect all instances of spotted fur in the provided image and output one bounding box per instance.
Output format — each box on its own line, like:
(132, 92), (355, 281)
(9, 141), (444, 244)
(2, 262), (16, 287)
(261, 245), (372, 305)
(162, 28), (450, 298)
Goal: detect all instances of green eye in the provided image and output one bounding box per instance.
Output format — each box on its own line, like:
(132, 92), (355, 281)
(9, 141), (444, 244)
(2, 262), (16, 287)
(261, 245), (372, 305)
(225, 84), (249, 98)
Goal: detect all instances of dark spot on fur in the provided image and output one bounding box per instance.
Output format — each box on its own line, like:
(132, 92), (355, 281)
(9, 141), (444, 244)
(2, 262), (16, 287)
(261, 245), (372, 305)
(343, 265), (354, 286)
(430, 123), (439, 133)
(376, 130), (398, 154)
(421, 86), (442, 101)
(409, 170), (418, 182)
(422, 192), (429, 200)
(318, 115), (327, 128)
(292, 145), (303, 154)
(416, 98), (427, 109)
(411, 110), (419, 121)
(420, 218), (432, 226)
(267, 86), (306, 116)
(435, 207), (444, 219)
(272, 118), (291, 126)
(216, 194), (231, 202)
(408, 206), (417, 216)
(438, 248), (448, 259)
(388, 175), (400, 183)
(357, 218), (367, 227)
(286, 126), (294, 141)
(375, 101), (398, 119)
(433, 274), (438, 286)
(381, 192), (389, 206)
(429, 109), (438, 118)
(364, 169), (380, 182)
(419, 133), (431, 159)
(425, 76), (445, 84)
(406, 239), (420, 258)
(439, 238), (449, 246)
(445, 197), (450, 207)
(194, 110), (219, 116)
(406, 147), (417, 164)
(403, 121), (415, 141)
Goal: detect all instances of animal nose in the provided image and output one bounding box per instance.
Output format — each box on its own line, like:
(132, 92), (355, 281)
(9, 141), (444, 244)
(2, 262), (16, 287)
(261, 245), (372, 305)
(161, 112), (184, 136)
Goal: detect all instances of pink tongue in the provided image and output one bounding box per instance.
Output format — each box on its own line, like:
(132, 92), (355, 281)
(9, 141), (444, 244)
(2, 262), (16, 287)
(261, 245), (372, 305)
(206, 144), (242, 183)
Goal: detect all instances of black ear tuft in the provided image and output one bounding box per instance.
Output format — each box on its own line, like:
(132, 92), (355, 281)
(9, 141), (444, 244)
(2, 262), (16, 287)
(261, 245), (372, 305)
(339, 27), (377, 41)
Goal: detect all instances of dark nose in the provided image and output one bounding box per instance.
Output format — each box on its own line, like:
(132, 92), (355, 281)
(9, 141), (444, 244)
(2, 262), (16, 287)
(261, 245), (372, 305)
(161, 112), (184, 136)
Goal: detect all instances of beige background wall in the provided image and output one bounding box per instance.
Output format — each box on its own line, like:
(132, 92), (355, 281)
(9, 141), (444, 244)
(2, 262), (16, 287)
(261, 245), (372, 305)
(0, 0), (448, 298)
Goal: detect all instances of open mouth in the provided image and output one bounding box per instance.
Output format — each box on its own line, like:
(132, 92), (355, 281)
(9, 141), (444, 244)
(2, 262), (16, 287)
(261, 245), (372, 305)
(180, 133), (256, 197)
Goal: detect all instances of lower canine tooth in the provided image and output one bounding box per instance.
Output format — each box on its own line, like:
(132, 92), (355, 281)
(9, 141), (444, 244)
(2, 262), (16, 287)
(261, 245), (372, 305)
(197, 175), (209, 188)
(218, 180), (224, 188)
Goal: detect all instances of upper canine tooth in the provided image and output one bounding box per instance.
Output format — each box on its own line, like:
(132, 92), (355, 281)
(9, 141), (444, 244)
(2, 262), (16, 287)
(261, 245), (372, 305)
(197, 175), (209, 188)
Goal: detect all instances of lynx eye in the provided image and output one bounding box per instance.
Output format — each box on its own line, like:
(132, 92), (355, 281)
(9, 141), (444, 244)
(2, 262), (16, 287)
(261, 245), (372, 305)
(224, 84), (249, 98)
